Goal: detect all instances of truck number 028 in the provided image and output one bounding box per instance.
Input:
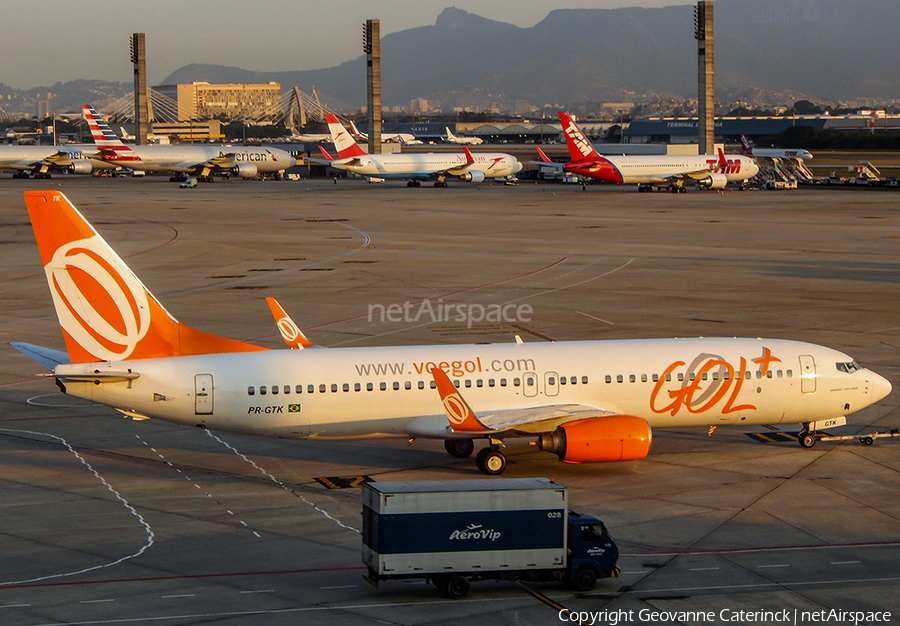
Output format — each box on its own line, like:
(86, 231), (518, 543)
(548, 511), (562, 518)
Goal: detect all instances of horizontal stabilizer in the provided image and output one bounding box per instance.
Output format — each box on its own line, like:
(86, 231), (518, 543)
(9, 342), (70, 370)
(47, 370), (140, 384)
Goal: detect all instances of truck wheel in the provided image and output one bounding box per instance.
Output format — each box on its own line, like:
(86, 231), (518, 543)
(861, 436), (874, 446)
(444, 438), (475, 458)
(572, 567), (597, 592)
(443, 575), (470, 599)
(476, 448), (507, 475)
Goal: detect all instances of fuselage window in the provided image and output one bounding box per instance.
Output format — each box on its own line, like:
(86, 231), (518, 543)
(777, 370), (783, 378)
(331, 383), (338, 393)
(500, 378), (508, 387)
(665, 373), (672, 382)
(689, 373), (696, 381)
(572, 376), (578, 385)
(701, 372), (707, 381)
(477, 379), (484, 388)
(560, 376), (566, 385)
(260, 386), (267, 395)
(723, 372), (730, 381)
(418, 380), (425, 390)
(367, 382), (374, 391)
(526, 376), (535, 387)
(343, 383), (350, 392)
(454, 380), (461, 388)
(405, 381), (412, 390)
(641, 374), (648, 383)
(379, 382), (386, 391)
(465, 379), (472, 388)
(430, 380), (437, 389)
(319, 384), (326, 393)
(488, 379), (495, 387)
(284, 385), (291, 394)
(677, 373), (684, 382)
(605, 375), (612, 384)
(355, 383), (361, 391)
(652, 374), (659, 382)
(629, 374), (636, 383)
(248, 386), (255, 396)
(712, 372), (719, 381)
(513, 378), (521, 387)
(393, 382), (399, 390)
(272, 386), (279, 395)
(308, 384), (315, 394)
(766, 371), (773, 379)
(756, 371), (762, 379)
(582, 376), (588, 384)
(616, 375), (623, 383)
(786, 369), (793, 378)
(296, 385), (303, 394)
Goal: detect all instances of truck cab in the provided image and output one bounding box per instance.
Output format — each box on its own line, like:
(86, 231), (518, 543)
(567, 512), (620, 590)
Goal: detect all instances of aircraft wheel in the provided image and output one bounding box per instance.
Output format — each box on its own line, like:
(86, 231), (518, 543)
(799, 432), (816, 448)
(444, 438), (475, 458)
(476, 448), (507, 475)
(407, 180), (415, 187)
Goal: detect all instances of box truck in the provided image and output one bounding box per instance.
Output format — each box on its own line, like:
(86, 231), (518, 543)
(362, 478), (619, 598)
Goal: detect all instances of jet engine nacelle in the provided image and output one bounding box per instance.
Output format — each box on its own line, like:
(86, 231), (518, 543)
(230, 163), (258, 178)
(67, 161), (93, 175)
(538, 416), (651, 463)
(697, 173), (728, 189)
(459, 170), (485, 183)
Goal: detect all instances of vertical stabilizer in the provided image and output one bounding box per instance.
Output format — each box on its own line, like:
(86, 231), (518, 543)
(325, 115), (367, 158)
(558, 112), (601, 162)
(24, 191), (266, 362)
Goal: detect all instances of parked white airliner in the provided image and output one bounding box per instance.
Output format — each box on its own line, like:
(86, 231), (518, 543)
(740, 135), (813, 161)
(0, 144), (116, 178)
(82, 105), (296, 182)
(11, 191), (891, 474)
(544, 112), (759, 192)
(313, 115), (521, 186)
(444, 127), (484, 145)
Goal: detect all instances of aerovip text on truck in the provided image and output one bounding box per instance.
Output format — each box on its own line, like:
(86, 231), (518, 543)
(362, 478), (619, 598)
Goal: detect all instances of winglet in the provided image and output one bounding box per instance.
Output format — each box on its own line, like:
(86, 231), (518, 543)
(431, 366), (490, 433)
(535, 146), (552, 163)
(318, 145), (334, 161)
(717, 148), (728, 169)
(265, 297), (315, 349)
(463, 145), (475, 164)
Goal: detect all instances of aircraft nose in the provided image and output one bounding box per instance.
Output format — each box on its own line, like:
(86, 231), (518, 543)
(871, 371), (892, 403)
(513, 159), (523, 173)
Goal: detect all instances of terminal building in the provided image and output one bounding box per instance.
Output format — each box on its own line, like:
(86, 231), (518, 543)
(152, 82), (282, 122)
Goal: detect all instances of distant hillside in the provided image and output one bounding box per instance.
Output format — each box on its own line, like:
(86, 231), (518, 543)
(162, 0), (900, 109)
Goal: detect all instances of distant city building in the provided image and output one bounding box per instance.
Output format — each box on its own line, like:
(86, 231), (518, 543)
(152, 82), (281, 122)
(409, 98), (429, 113)
(151, 120), (223, 142)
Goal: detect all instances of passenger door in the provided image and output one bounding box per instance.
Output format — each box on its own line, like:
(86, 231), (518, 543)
(194, 374), (214, 415)
(799, 356), (816, 394)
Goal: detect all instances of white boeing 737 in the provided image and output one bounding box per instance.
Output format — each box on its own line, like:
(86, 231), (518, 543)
(541, 112), (759, 192)
(11, 192), (892, 474)
(82, 105), (296, 182)
(444, 127), (484, 145)
(313, 114), (521, 186)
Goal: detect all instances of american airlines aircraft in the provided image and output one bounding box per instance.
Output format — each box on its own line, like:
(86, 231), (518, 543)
(543, 112), (759, 192)
(0, 145), (116, 178)
(740, 135), (813, 161)
(314, 115), (521, 186)
(443, 127), (484, 145)
(82, 105), (296, 182)
(12, 191), (892, 475)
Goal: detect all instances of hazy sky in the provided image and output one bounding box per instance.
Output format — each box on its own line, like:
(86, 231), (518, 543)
(1, 0), (687, 90)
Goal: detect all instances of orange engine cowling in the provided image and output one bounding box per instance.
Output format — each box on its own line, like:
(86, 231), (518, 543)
(538, 416), (652, 463)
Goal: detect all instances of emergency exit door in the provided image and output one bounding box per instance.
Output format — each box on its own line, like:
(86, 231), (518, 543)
(195, 374), (214, 414)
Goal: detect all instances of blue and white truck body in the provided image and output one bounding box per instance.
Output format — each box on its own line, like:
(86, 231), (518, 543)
(362, 478), (619, 598)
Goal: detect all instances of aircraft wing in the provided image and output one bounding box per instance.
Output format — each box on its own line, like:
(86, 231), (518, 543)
(431, 367), (616, 435)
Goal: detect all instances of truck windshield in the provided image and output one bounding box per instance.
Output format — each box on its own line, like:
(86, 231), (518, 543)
(580, 524), (608, 541)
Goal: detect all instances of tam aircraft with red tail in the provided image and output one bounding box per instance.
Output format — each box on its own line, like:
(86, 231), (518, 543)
(537, 112), (759, 192)
(10, 192), (891, 474)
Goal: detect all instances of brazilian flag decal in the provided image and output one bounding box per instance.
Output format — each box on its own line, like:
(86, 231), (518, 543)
(288, 404), (301, 413)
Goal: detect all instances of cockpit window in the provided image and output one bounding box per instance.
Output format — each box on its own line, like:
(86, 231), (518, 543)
(836, 361), (860, 373)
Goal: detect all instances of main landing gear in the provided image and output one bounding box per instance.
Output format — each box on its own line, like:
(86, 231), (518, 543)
(443, 438), (508, 475)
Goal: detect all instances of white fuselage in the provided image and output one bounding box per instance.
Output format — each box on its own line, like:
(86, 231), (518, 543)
(102, 145), (296, 174)
(748, 148), (814, 161)
(0, 145), (114, 173)
(53, 337), (889, 442)
(577, 154), (760, 185)
(329, 152), (522, 180)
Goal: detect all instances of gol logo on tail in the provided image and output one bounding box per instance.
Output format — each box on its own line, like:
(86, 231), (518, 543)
(46, 235), (150, 360)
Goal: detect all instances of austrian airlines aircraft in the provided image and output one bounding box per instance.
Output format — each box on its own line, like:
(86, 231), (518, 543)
(0, 145), (116, 178)
(82, 105), (296, 182)
(740, 135), (813, 161)
(12, 192), (892, 474)
(313, 114), (521, 186)
(545, 112), (759, 192)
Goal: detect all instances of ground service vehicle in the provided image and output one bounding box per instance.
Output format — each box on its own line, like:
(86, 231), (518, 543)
(362, 478), (619, 598)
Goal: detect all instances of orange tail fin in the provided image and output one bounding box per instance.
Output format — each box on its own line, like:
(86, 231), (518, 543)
(24, 191), (266, 362)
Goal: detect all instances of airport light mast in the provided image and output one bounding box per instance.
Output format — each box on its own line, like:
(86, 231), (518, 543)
(363, 19), (382, 154)
(131, 33), (149, 146)
(694, 1), (714, 154)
